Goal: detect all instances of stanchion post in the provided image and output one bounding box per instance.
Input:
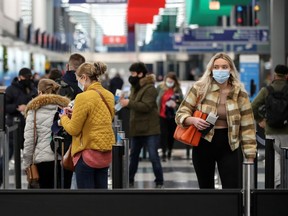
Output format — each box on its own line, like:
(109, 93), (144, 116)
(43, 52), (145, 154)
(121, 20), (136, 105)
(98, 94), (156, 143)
(254, 150), (258, 189)
(112, 130), (125, 189)
(112, 144), (124, 188)
(265, 139), (274, 188)
(3, 124), (19, 189)
(122, 138), (129, 188)
(3, 126), (10, 189)
(114, 125), (120, 143)
(53, 138), (59, 189)
(53, 136), (64, 189)
(280, 147), (288, 189)
(117, 120), (122, 131)
(112, 116), (126, 189)
(243, 162), (254, 216)
(13, 118), (21, 189)
(113, 115), (123, 141)
(113, 115), (119, 124)
(0, 131), (5, 188)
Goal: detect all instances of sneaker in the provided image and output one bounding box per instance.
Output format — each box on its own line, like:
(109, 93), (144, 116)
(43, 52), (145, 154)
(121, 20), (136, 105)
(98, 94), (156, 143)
(155, 184), (164, 189)
(162, 154), (166, 162)
(167, 151), (171, 160)
(129, 182), (134, 188)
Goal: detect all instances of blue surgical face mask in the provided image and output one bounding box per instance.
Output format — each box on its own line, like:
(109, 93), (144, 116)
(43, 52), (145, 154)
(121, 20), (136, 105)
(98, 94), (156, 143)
(78, 81), (85, 91)
(212, 70), (230, 84)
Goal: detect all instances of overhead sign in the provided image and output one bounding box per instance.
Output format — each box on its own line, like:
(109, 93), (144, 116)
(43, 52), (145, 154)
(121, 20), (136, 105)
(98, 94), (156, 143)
(174, 33), (258, 52)
(103, 35), (127, 46)
(68, 0), (127, 3)
(174, 27), (269, 46)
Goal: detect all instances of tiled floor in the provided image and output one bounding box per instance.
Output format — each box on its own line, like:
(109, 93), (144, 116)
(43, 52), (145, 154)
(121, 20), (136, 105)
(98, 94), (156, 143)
(132, 148), (265, 189)
(3, 148), (265, 190)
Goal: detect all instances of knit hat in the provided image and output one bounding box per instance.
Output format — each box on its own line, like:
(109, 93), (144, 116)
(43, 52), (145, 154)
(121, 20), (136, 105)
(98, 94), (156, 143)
(274, 65), (288, 75)
(129, 62), (148, 76)
(19, 68), (32, 78)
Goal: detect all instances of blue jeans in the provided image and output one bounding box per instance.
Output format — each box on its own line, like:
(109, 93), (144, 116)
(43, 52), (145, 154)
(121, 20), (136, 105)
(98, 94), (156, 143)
(75, 156), (109, 189)
(129, 135), (164, 185)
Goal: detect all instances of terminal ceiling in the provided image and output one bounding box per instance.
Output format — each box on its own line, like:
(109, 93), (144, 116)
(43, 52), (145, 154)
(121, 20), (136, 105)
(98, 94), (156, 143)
(64, 0), (253, 37)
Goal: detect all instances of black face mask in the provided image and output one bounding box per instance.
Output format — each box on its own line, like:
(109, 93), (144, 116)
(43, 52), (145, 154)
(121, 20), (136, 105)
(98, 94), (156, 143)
(128, 76), (140, 86)
(19, 79), (31, 88)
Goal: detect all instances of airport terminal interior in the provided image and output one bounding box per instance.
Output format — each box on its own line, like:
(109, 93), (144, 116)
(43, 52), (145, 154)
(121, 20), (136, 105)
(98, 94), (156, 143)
(0, 0), (288, 215)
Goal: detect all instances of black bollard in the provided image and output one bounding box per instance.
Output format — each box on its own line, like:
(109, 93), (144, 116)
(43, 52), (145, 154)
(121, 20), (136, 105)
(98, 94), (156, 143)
(112, 144), (124, 188)
(265, 139), (275, 188)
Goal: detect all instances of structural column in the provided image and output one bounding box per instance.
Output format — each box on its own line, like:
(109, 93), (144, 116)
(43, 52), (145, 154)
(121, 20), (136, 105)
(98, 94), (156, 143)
(270, 0), (286, 68)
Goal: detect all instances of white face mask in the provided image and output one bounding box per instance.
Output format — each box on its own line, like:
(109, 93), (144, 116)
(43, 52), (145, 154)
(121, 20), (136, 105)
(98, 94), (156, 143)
(166, 81), (174, 88)
(212, 70), (230, 84)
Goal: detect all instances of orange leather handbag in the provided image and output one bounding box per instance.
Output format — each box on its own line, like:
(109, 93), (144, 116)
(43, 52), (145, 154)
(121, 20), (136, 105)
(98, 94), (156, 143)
(173, 110), (207, 146)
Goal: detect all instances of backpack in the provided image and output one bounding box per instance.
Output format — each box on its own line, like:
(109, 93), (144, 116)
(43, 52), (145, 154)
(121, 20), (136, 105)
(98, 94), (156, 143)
(50, 112), (72, 155)
(265, 84), (288, 128)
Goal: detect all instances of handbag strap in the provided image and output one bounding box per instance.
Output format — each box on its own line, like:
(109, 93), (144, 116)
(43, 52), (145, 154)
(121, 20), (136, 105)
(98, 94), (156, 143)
(94, 88), (112, 116)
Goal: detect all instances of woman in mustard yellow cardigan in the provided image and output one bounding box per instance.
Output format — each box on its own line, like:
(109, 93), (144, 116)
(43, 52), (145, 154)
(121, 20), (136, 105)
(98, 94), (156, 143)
(60, 62), (115, 189)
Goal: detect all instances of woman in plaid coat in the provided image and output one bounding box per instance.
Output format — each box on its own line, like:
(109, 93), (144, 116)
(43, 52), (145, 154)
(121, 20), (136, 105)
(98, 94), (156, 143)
(175, 53), (257, 189)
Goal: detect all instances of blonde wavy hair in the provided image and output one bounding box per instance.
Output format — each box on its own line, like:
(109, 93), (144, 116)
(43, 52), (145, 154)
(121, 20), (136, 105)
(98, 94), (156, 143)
(195, 52), (245, 101)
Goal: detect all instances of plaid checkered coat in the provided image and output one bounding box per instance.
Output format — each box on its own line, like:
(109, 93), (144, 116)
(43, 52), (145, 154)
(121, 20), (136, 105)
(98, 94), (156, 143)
(175, 82), (257, 159)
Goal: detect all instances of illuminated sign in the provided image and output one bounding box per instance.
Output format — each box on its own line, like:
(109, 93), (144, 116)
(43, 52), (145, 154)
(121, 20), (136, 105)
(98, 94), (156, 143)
(103, 36), (127, 46)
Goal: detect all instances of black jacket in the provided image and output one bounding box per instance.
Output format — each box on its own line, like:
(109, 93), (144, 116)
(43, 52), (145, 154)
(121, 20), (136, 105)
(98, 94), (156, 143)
(5, 77), (37, 123)
(59, 70), (82, 100)
(5, 77), (37, 147)
(109, 76), (124, 95)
